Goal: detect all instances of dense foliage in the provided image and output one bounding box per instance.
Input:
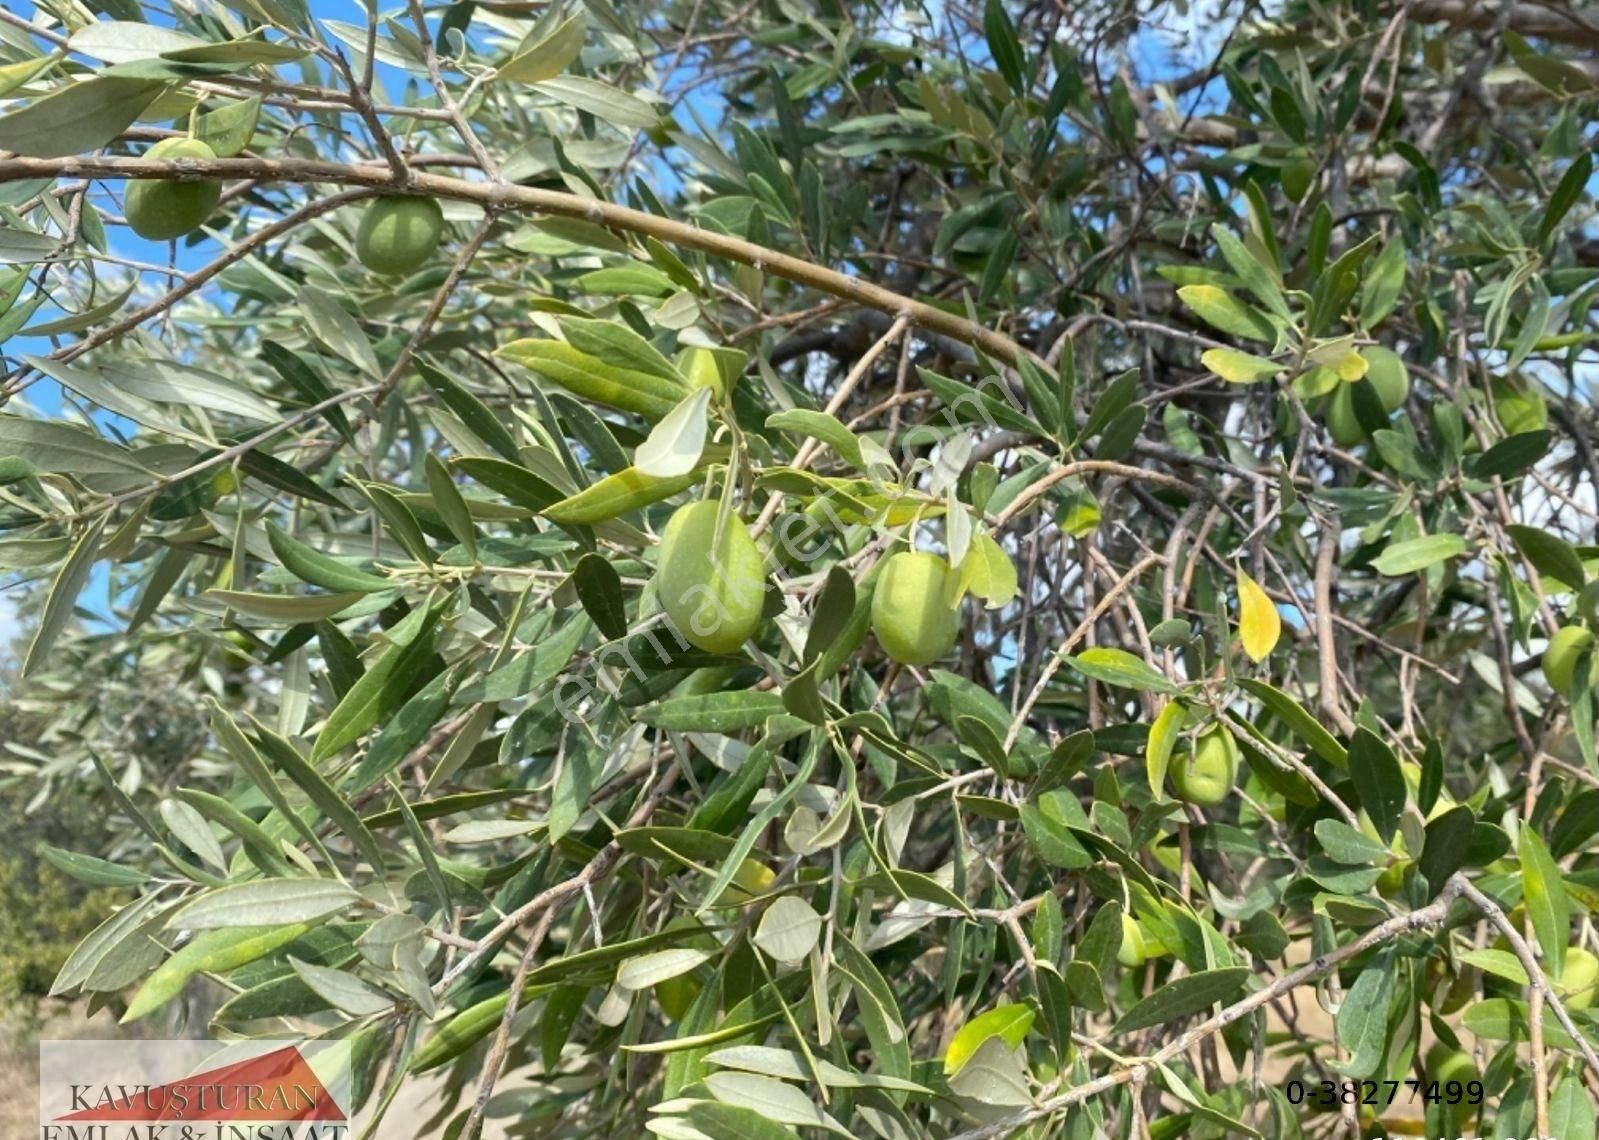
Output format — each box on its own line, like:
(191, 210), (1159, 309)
(3, 0), (1599, 1136)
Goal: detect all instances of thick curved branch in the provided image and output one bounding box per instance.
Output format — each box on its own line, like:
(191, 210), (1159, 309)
(1411, 0), (1599, 48)
(0, 154), (1037, 369)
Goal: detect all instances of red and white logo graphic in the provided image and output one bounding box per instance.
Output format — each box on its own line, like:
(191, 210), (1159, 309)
(39, 1040), (356, 1139)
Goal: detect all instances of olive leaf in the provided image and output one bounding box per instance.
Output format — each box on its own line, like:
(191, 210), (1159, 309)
(636, 385), (712, 478)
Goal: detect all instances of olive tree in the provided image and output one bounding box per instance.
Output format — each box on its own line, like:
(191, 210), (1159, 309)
(3, 0), (1599, 1136)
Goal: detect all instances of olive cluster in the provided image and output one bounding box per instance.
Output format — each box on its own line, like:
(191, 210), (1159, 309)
(1320, 346), (1410, 446)
(653, 502), (962, 670)
(125, 149), (443, 277)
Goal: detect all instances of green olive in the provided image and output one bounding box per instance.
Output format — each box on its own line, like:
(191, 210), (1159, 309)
(1324, 348), (1408, 446)
(1116, 912), (1148, 968)
(356, 197), (445, 275)
(657, 500), (767, 654)
(1170, 726), (1239, 806)
(1543, 625), (1595, 695)
(1281, 157), (1316, 203)
(870, 551), (961, 667)
(125, 138), (222, 241)
(1425, 1043), (1475, 1085)
(1361, 346), (1410, 412)
(1325, 380), (1367, 447)
(1560, 947), (1599, 1010)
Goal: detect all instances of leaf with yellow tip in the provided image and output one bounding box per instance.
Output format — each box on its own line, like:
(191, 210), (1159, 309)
(1333, 353), (1370, 382)
(943, 1003), (1034, 1076)
(1200, 348), (1282, 384)
(1236, 567), (1281, 662)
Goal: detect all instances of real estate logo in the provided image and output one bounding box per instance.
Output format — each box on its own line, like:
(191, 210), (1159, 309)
(39, 1041), (356, 1140)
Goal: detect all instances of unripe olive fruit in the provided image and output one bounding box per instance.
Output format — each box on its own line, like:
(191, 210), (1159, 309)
(870, 551), (961, 667)
(1425, 1043), (1475, 1085)
(1324, 349), (1408, 447)
(1543, 625), (1595, 695)
(1361, 346), (1410, 412)
(1170, 726), (1239, 806)
(1325, 381), (1367, 447)
(1559, 947), (1599, 1010)
(1281, 157), (1316, 203)
(657, 500), (767, 654)
(1117, 913), (1148, 968)
(124, 138), (222, 241)
(680, 347), (725, 398)
(356, 196), (445, 275)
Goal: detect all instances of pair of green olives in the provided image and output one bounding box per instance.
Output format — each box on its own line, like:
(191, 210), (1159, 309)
(656, 502), (965, 668)
(125, 142), (448, 274)
(1325, 346), (1411, 446)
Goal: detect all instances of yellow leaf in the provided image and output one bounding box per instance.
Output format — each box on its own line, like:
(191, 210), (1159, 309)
(1200, 347), (1282, 384)
(944, 1003), (1035, 1076)
(1333, 352), (1370, 382)
(1236, 567), (1281, 663)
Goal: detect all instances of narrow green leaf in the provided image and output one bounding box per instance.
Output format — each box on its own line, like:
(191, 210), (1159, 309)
(417, 359), (521, 462)
(0, 75), (165, 157)
(23, 516), (105, 677)
(424, 453), (478, 559)
(1333, 952), (1393, 1078)
(1521, 829), (1569, 980)
(1065, 647), (1177, 694)
(267, 523), (393, 593)
(311, 603), (443, 762)
(1112, 968), (1252, 1034)
(251, 717), (385, 872)
(1369, 533), (1468, 577)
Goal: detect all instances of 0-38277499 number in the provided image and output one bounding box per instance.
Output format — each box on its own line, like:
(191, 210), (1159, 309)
(1285, 1077), (1486, 1109)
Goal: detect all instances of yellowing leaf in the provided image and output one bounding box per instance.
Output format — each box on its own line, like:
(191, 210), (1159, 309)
(1333, 352), (1370, 381)
(1200, 347), (1282, 385)
(943, 1003), (1034, 1076)
(1176, 284), (1276, 342)
(1236, 567), (1280, 662)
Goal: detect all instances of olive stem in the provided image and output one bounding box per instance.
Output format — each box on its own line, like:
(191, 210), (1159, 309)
(751, 313), (910, 539)
(0, 155), (1038, 372)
